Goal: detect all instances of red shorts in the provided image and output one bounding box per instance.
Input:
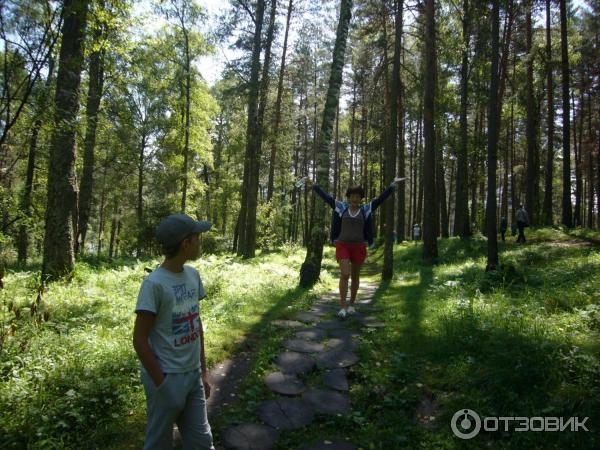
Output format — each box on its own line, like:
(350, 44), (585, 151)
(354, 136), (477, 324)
(335, 242), (367, 264)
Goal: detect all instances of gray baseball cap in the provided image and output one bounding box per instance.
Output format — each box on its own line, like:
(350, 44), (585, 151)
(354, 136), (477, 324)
(155, 213), (211, 247)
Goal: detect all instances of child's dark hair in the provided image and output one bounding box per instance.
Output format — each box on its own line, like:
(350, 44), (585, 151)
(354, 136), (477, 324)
(160, 232), (197, 258)
(345, 185), (365, 198)
(161, 241), (183, 259)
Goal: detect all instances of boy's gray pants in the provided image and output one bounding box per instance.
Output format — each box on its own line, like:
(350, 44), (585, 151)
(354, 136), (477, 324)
(141, 369), (214, 450)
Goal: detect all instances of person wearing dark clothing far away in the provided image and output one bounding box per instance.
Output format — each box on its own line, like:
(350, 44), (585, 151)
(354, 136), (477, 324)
(500, 217), (508, 242)
(516, 204), (529, 244)
(412, 223), (422, 242)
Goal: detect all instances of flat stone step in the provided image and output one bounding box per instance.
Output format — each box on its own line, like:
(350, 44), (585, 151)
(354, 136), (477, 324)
(301, 441), (358, 450)
(257, 398), (315, 430)
(316, 349), (359, 369)
(295, 312), (322, 323)
(283, 338), (325, 354)
(295, 327), (327, 341)
(273, 351), (316, 375)
(264, 371), (306, 395)
(322, 369), (349, 391)
(359, 316), (385, 328)
(309, 304), (337, 315)
(272, 320), (305, 329)
(302, 389), (351, 415)
(324, 337), (357, 352)
(316, 319), (348, 331)
(327, 328), (360, 339)
(221, 423), (279, 450)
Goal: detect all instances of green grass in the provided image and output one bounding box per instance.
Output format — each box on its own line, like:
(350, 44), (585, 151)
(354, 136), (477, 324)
(346, 229), (600, 449)
(208, 228), (599, 449)
(2, 229), (599, 449)
(0, 245), (335, 449)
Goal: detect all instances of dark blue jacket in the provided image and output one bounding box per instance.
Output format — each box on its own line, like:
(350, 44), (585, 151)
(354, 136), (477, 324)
(312, 183), (396, 247)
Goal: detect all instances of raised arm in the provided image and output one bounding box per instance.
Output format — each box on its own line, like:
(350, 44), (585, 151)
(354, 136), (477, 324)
(370, 177), (405, 212)
(302, 177), (336, 209)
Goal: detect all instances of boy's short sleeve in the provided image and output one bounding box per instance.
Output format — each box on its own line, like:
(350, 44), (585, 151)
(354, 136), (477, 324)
(135, 278), (160, 314)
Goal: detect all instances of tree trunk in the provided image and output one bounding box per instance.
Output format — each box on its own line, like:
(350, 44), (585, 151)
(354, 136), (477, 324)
(573, 89), (583, 227)
(299, 0), (353, 287)
(586, 93), (594, 228)
(542, 0), (555, 225)
(42, 0), (90, 282)
(267, 0), (293, 202)
(245, 0), (276, 258)
(108, 203), (118, 260)
(455, 0), (471, 239)
(395, 0), (405, 243)
(525, 0), (538, 226)
(383, 0), (402, 279)
(334, 102), (340, 199)
(18, 56), (55, 264)
(416, 109), (424, 225)
(597, 106), (600, 229)
(559, 0), (572, 227)
(422, 0), (437, 260)
(181, 27), (191, 212)
(96, 164), (107, 256)
(77, 26), (105, 255)
(486, 0), (500, 271)
(136, 134), (146, 254)
(349, 79), (357, 184)
(510, 52), (517, 224)
(238, 0), (265, 256)
(438, 150), (449, 238)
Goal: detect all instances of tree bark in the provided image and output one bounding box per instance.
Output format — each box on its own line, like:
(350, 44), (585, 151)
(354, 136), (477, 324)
(181, 27), (191, 212)
(136, 134), (147, 254)
(559, 0), (572, 227)
(486, 0), (500, 271)
(383, 0), (402, 279)
(438, 149), (449, 238)
(17, 56), (55, 264)
(238, 0), (265, 256)
(455, 0), (471, 238)
(422, 0), (438, 260)
(542, 0), (555, 225)
(334, 102), (340, 199)
(299, 0), (353, 287)
(395, 0), (405, 243)
(525, 0), (538, 226)
(42, 0), (90, 282)
(267, 0), (293, 202)
(245, 0), (276, 258)
(586, 93), (594, 228)
(573, 88), (583, 227)
(77, 24), (105, 255)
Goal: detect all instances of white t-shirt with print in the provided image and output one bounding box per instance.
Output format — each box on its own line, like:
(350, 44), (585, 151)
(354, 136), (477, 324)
(135, 265), (207, 373)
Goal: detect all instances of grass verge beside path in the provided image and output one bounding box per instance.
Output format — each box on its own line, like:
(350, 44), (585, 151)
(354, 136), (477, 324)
(354, 228), (600, 449)
(0, 246), (335, 449)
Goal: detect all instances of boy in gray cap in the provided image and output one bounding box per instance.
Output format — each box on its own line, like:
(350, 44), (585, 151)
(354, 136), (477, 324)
(133, 213), (215, 450)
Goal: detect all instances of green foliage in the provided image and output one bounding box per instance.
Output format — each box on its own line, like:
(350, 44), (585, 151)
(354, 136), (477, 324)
(0, 248), (331, 449)
(256, 201), (279, 251)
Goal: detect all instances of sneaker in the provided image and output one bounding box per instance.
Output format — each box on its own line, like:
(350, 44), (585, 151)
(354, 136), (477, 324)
(337, 308), (347, 318)
(347, 306), (356, 315)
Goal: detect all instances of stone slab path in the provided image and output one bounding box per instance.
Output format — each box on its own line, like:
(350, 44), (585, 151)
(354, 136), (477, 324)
(220, 281), (381, 449)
